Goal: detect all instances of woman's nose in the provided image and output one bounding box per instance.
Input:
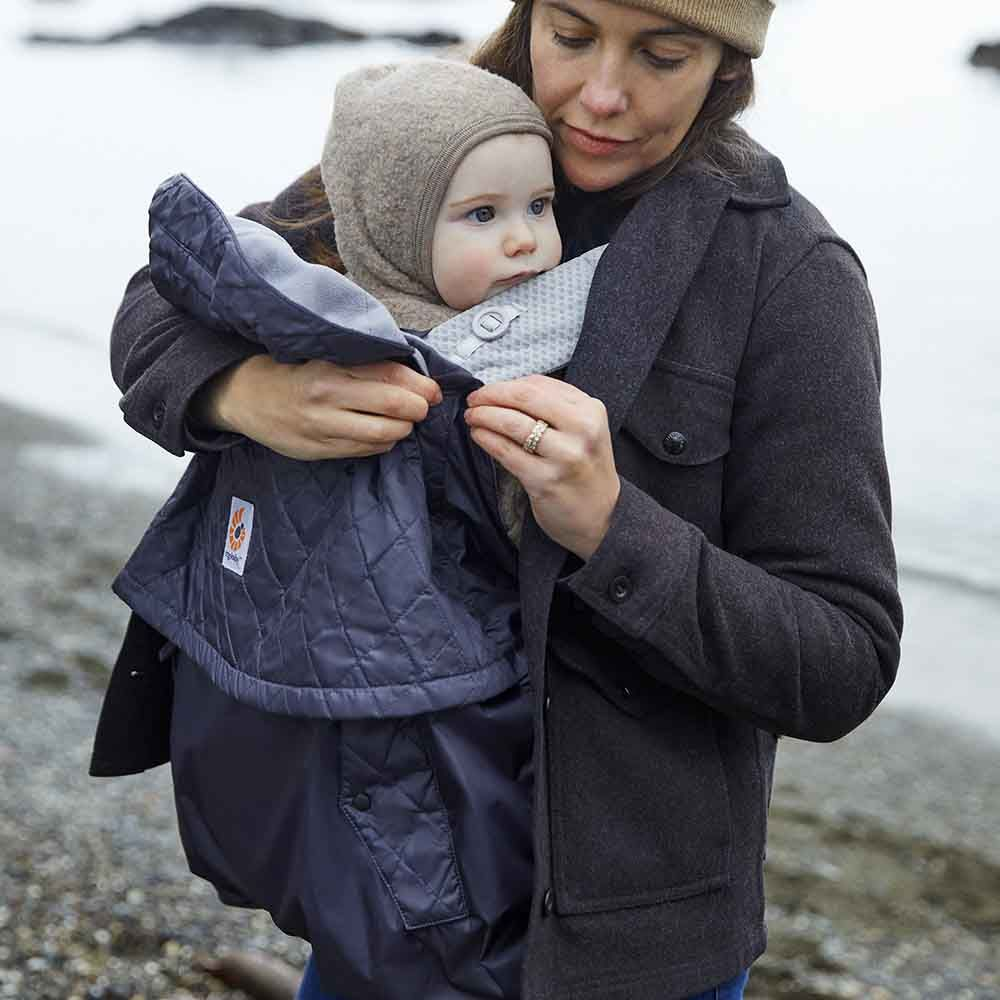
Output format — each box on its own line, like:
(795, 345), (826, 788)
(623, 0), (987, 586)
(504, 223), (537, 256)
(579, 62), (629, 117)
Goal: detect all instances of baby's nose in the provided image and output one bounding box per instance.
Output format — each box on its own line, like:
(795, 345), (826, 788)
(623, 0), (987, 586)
(504, 222), (537, 256)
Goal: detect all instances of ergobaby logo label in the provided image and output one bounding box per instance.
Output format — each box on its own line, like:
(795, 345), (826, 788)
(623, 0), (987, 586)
(222, 497), (254, 576)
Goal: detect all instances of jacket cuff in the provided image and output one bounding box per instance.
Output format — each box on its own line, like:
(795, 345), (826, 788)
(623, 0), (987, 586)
(122, 332), (259, 455)
(563, 477), (696, 638)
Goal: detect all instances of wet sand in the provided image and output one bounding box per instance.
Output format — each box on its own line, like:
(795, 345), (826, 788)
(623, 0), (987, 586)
(1, 400), (998, 999)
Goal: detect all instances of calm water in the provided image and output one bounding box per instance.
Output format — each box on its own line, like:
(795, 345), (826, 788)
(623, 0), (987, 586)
(3, 0), (999, 734)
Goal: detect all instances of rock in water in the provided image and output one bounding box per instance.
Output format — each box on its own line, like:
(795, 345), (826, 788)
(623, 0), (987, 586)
(26, 3), (462, 48)
(970, 42), (1000, 70)
(109, 6), (366, 46)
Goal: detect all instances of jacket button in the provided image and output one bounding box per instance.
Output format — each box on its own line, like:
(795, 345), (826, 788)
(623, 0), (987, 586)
(544, 694), (551, 712)
(542, 888), (554, 916)
(352, 792), (371, 812)
(608, 575), (632, 603)
(663, 431), (687, 455)
(151, 400), (167, 428)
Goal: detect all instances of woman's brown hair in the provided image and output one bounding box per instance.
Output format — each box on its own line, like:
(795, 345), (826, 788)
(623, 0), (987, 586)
(266, 0), (756, 255)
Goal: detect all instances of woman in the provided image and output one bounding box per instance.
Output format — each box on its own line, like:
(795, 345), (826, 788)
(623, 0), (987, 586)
(97, 1), (903, 998)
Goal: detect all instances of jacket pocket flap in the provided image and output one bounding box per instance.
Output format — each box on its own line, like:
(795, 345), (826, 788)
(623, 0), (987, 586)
(623, 361), (735, 466)
(548, 629), (672, 720)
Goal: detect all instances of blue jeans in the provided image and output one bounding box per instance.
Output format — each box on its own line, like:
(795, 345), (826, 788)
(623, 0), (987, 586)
(687, 968), (751, 1000)
(295, 958), (342, 1000)
(296, 956), (750, 1000)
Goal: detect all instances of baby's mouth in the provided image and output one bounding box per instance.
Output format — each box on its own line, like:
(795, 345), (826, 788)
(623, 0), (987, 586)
(494, 271), (538, 289)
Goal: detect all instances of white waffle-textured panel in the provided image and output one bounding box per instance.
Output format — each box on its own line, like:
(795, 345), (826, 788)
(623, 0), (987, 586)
(424, 245), (607, 384)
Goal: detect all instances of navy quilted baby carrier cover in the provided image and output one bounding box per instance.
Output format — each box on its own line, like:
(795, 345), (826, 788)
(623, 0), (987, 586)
(114, 175), (528, 720)
(110, 175), (605, 1000)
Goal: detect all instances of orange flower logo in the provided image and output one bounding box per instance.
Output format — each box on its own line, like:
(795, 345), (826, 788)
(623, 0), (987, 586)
(228, 506), (247, 552)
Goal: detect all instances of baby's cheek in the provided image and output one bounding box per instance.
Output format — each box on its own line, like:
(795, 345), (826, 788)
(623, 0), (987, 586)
(543, 221), (563, 269)
(464, 248), (498, 291)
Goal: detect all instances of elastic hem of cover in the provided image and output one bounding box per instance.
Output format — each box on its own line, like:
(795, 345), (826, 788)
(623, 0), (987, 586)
(113, 572), (526, 720)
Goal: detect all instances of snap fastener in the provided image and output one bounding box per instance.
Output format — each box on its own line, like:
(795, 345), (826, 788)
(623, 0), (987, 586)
(542, 888), (554, 916)
(151, 400), (166, 428)
(620, 685), (633, 698)
(608, 575), (632, 603)
(352, 792), (372, 812)
(663, 431), (687, 456)
(544, 694), (551, 712)
(471, 303), (522, 341)
(479, 312), (503, 334)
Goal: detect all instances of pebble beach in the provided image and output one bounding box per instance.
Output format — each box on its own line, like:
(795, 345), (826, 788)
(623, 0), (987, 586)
(4, 0), (1000, 996)
(2, 400), (999, 1000)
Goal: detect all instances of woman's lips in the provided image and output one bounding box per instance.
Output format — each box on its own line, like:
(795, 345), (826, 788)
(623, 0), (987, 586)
(562, 124), (636, 157)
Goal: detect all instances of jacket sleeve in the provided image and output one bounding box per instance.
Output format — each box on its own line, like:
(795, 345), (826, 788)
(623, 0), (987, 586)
(562, 240), (903, 742)
(110, 263), (262, 456)
(110, 168), (336, 456)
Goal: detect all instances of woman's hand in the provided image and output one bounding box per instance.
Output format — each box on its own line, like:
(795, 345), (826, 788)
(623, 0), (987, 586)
(193, 354), (443, 460)
(464, 375), (621, 560)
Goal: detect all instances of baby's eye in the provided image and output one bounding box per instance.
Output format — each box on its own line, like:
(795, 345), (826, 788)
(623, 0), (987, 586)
(528, 198), (550, 217)
(467, 206), (495, 224)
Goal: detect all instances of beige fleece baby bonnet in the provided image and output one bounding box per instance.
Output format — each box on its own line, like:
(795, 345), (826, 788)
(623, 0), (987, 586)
(321, 60), (552, 332)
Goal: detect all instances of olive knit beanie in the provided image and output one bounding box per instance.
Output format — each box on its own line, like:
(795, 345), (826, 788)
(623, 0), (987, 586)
(321, 60), (552, 331)
(512, 0), (774, 58)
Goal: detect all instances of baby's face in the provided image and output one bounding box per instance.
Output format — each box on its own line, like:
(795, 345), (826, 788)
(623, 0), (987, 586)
(432, 133), (562, 312)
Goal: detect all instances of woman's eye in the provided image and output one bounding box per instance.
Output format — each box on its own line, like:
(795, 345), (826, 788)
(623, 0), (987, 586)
(552, 31), (590, 50)
(644, 51), (687, 71)
(467, 206), (495, 224)
(528, 198), (549, 217)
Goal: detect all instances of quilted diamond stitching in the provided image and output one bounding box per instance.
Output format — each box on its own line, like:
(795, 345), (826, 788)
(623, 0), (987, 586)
(378, 491), (473, 680)
(340, 723), (464, 921)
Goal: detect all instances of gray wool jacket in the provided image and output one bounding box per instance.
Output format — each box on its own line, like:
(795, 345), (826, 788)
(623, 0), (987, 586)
(99, 146), (902, 1000)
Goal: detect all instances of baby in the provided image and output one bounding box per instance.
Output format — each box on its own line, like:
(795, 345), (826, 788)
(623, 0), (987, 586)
(116, 58), (594, 1000)
(321, 59), (563, 332)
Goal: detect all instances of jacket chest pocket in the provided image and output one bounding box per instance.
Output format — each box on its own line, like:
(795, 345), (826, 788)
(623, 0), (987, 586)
(618, 361), (734, 538)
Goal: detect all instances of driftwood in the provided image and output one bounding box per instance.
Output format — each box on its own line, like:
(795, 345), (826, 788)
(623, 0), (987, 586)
(25, 4), (461, 48)
(970, 42), (1000, 71)
(197, 950), (301, 1000)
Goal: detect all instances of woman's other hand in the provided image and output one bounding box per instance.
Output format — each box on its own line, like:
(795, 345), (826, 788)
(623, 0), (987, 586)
(464, 374), (621, 560)
(193, 355), (443, 460)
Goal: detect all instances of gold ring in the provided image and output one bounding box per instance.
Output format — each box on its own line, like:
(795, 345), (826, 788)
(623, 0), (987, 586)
(522, 419), (549, 454)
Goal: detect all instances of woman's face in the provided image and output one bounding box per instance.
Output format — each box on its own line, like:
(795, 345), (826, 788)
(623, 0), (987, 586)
(529, 0), (728, 191)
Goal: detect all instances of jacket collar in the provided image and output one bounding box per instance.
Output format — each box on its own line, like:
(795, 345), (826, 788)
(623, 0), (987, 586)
(726, 144), (791, 210)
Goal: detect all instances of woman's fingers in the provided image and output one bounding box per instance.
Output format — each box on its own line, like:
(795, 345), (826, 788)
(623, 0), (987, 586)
(466, 373), (585, 408)
(207, 355), (441, 461)
(320, 409), (418, 447)
(294, 361), (440, 448)
(465, 376), (608, 456)
(464, 405), (556, 456)
(463, 374), (620, 559)
(466, 374), (595, 431)
(299, 359), (440, 424)
(346, 359), (443, 406)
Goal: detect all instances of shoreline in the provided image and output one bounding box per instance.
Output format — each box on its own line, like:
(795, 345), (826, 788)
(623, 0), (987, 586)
(1, 400), (998, 998)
